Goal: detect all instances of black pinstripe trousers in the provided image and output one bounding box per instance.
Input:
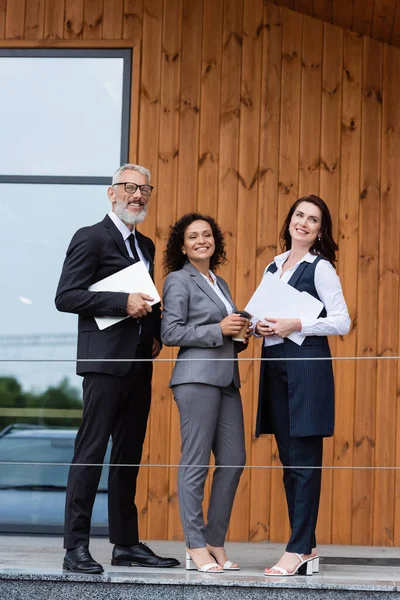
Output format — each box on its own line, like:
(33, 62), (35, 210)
(265, 343), (323, 554)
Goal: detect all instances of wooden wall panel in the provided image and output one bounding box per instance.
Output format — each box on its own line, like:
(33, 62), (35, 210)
(122, 0), (143, 40)
(313, 0), (333, 22)
(217, 0), (243, 290)
(124, 1), (142, 166)
(396, 383), (400, 545)
(295, 0), (313, 16)
(2, 0), (400, 546)
(332, 0), (353, 30)
(230, 0), (263, 542)
(320, 22), (342, 223)
(215, 0), (243, 535)
(373, 43), (400, 546)
(44, 0), (65, 39)
(278, 8), (302, 218)
(248, 1), (282, 544)
(372, 0), (397, 43)
(317, 22), (343, 544)
(7, 0), (400, 46)
(352, 36), (382, 545)
(83, 0), (103, 39)
(298, 15), (323, 196)
(195, 0), (222, 511)
(176, 0), (203, 215)
(197, 0), (223, 218)
(392, 3), (400, 48)
(270, 7), (302, 544)
(155, 0), (182, 541)
(64, 0), (84, 39)
(0, 0), (6, 38)
(103, 0), (124, 39)
(277, 1), (400, 49)
(5, 0), (25, 38)
(147, 0), (182, 541)
(24, 0), (45, 39)
(138, 0), (163, 540)
(279, 0), (295, 8)
(331, 30), (362, 544)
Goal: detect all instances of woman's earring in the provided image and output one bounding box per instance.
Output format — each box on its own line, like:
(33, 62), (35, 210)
(318, 236), (321, 242)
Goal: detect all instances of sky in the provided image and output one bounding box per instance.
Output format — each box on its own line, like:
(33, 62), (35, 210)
(0, 55), (125, 394)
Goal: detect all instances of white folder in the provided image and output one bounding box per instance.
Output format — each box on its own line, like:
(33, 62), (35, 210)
(88, 261), (160, 330)
(244, 272), (323, 345)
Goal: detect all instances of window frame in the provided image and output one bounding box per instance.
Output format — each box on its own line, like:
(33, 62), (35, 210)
(0, 40), (140, 536)
(0, 47), (133, 185)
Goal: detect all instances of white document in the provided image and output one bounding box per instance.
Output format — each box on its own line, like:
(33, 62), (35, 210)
(89, 261), (160, 330)
(244, 272), (323, 345)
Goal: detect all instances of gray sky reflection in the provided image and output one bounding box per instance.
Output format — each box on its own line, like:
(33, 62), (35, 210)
(0, 184), (109, 392)
(0, 57), (123, 176)
(0, 53), (127, 394)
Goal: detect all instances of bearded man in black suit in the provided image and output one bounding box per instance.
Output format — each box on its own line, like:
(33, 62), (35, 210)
(55, 164), (179, 573)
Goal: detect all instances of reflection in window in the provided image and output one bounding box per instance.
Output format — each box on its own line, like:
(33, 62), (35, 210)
(0, 430), (110, 491)
(0, 52), (129, 178)
(0, 49), (132, 535)
(0, 427), (110, 533)
(0, 184), (109, 393)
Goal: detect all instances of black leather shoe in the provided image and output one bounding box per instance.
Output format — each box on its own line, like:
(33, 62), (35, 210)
(63, 546), (104, 574)
(111, 542), (180, 568)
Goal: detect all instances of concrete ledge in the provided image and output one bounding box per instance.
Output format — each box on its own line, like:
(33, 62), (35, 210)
(2, 537), (400, 600)
(1, 569), (400, 600)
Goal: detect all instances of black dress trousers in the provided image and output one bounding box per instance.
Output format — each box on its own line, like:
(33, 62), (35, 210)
(64, 343), (151, 549)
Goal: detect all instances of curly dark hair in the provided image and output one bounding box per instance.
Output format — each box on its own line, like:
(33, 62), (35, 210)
(163, 213), (228, 275)
(280, 195), (338, 266)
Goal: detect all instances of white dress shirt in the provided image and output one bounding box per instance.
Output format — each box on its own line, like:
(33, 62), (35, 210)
(254, 251), (350, 347)
(108, 211), (150, 270)
(200, 271), (233, 316)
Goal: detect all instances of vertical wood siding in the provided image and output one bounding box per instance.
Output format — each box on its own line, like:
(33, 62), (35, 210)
(1, 0), (400, 546)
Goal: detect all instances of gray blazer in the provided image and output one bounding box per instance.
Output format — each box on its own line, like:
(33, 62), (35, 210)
(161, 261), (242, 388)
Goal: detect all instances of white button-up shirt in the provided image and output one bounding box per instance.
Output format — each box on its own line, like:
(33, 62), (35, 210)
(200, 270), (233, 316)
(254, 251), (350, 347)
(108, 211), (150, 270)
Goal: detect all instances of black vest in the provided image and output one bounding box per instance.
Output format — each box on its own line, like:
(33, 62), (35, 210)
(255, 257), (335, 438)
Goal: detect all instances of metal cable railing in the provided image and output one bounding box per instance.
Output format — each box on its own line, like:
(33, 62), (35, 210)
(0, 355), (398, 470)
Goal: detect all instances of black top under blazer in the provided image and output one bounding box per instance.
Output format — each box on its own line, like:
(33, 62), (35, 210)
(55, 214), (161, 377)
(255, 256), (334, 438)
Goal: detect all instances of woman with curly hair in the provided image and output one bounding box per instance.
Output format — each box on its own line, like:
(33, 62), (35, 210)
(161, 213), (248, 573)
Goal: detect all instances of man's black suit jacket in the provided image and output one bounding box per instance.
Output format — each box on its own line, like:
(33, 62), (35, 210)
(55, 215), (161, 377)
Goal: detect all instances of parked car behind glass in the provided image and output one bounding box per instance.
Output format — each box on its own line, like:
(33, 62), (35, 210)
(0, 424), (109, 534)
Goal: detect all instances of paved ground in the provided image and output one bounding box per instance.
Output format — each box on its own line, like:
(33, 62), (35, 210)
(1, 536), (400, 588)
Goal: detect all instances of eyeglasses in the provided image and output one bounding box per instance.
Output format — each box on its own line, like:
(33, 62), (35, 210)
(112, 182), (154, 196)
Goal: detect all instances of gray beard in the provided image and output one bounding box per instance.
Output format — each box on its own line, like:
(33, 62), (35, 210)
(114, 201), (148, 225)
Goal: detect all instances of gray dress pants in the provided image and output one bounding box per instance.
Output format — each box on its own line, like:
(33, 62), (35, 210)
(172, 382), (246, 549)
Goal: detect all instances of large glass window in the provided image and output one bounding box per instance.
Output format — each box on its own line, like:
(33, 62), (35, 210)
(0, 49), (131, 184)
(0, 49), (132, 498)
(0, 427), (110, 534)
(0, 183), (108, 392)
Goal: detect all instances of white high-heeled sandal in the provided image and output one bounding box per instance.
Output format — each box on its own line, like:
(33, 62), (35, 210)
(220, 560), (239, 571)
(264, 553), (316, 577)
(185, 552), (224, 573)
(209, 552), (240, 571)
(312, 556), (320, 573)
